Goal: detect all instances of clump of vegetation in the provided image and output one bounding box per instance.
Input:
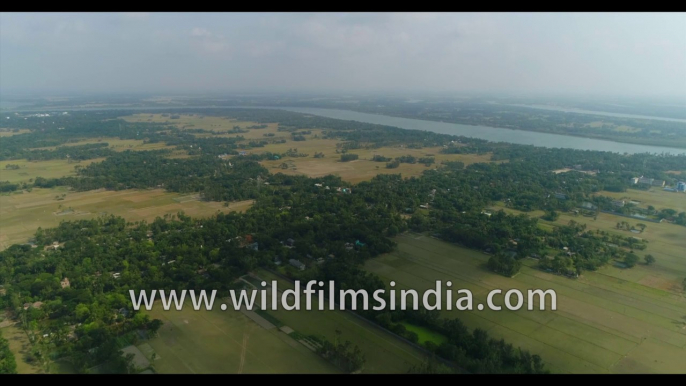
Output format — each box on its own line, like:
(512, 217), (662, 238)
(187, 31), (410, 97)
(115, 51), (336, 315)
(396, 155), (417, 164)
(340, 153), (359, 162)
(418, 157), (435, 166)
(487, 254), (522, 277)
(386, 160), (400, 169)
(644, 254), (656, 265)
(624, 253), (640, 268)
(542, 210), (560, 221)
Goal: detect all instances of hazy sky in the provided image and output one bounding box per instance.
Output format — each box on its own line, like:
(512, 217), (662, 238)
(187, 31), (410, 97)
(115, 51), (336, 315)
(1, 12), (685, 97)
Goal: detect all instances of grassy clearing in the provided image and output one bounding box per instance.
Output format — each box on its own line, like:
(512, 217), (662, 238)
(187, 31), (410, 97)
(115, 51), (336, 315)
(364, 234), (686, 374)
(143, 300), (339, 374)
(0, 324), (43, 374)
(0, 187), (254, 250)
(399, 322), (448, 346)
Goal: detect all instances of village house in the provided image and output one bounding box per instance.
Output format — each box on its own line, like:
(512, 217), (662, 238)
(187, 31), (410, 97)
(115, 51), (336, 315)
(45, 241), (61, 251)
(580, 202), (597, 210)
(289, 259), (306, 271)
(554, 192), (567, 200)
(60, 277), (70, 289)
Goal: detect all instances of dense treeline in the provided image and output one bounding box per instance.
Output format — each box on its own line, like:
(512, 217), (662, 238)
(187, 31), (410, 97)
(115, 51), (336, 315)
(400, 310), (546, 373)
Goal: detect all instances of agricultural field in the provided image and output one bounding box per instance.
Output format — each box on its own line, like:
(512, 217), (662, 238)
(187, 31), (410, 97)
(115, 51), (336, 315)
(0, 187), (254, 250)
(254, 131), (496, 183)
(123, 113), (282, 138)
(28, 138), (176, 153)
(365, 233), (686, 374)
(259, 142), (495, 183)
(0, 129), (30, 137)
(252, 269), (430, 373)
(0, 158), (105, 185)
(142, 300), (339, 374)
(123, 113), (499, 183)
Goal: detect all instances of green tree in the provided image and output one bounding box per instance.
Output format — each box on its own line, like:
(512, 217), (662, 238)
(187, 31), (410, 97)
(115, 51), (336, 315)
(624, 253), (640, 268)
(644, 254), (656, 265)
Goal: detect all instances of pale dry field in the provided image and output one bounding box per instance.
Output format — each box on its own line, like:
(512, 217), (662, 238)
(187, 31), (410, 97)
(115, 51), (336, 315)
(0, 187), (253, 250)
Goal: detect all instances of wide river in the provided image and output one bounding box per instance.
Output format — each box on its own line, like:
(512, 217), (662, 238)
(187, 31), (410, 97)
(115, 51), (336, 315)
(271, 107), (686, 155)
(504, 103), (686, 123)
(8, 104), (686, 155)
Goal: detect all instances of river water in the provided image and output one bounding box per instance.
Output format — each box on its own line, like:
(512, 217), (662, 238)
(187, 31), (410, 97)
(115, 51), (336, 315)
(271, 107), (686, 155)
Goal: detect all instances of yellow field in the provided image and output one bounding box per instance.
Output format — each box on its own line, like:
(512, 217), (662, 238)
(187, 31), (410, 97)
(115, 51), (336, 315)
(123, 113), (282, 137)
(256, 133), (496, 183)
(0, 129), (30, 137)
(28, 138), (176, 153)
(0, 187), (254, 250)
(0, 158), (105, 185)
(122, 113), (500, 183)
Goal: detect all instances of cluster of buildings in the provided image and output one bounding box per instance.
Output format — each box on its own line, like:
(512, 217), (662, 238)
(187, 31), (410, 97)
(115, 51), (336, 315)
(630, 176), (686, 193)
(630, 176), (665, 187)
(280, 237), (364, 272)
(313, 183), (352, 194)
